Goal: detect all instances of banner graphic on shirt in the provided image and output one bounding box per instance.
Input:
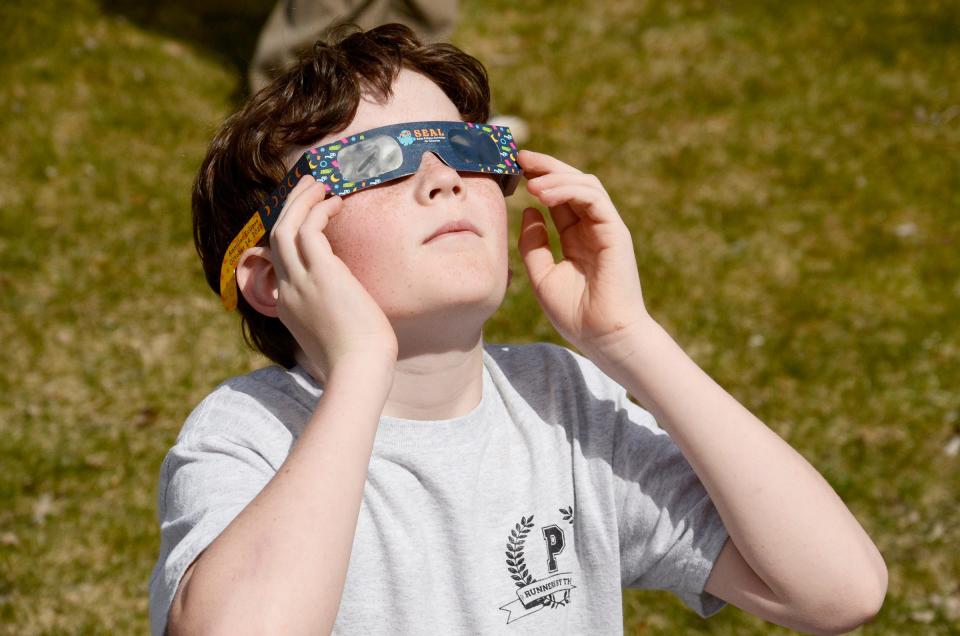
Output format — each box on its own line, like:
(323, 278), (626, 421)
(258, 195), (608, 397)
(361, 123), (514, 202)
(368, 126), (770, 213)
(498, 506), (577, 625)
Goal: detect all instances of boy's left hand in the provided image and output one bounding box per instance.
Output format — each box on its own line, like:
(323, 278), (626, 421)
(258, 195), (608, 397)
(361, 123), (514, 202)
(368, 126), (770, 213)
(518, 149), (650, 359)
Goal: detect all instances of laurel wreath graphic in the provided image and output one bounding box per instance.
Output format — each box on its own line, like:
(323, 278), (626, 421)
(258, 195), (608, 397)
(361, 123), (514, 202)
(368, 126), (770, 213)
(505, 515), (536, 589)
(559, 506), (574, 524)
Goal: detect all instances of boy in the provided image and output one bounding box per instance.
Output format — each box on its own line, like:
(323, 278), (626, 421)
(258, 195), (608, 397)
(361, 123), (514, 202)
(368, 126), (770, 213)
(149, 24), (887, 635)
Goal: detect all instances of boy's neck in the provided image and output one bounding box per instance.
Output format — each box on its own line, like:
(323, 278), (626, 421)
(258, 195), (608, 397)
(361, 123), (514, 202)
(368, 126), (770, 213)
(384, 334), (485, 420)
(295, 329), (487, 422)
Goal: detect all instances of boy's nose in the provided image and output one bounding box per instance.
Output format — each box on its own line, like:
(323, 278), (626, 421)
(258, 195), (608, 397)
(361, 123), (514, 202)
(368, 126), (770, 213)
(415, 152), (462, 203)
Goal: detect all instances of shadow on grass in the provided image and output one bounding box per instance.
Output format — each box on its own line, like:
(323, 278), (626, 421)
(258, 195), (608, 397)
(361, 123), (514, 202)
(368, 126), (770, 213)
(97, 0), (274, 102)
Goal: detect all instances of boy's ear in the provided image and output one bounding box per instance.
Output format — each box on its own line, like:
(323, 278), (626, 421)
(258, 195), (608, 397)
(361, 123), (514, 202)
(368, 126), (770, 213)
(235, 246), (279, 318)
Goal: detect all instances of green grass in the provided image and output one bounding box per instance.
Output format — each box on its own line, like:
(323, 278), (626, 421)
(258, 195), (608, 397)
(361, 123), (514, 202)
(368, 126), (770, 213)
(1, 0), (958, 633)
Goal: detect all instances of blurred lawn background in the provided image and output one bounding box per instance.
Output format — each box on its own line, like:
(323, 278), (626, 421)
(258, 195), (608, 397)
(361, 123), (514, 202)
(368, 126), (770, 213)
(1, 0), (958, 633)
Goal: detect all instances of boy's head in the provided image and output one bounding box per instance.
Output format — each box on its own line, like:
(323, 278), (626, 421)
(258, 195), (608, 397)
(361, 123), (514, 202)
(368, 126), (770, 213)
(193, 24), (510, 368)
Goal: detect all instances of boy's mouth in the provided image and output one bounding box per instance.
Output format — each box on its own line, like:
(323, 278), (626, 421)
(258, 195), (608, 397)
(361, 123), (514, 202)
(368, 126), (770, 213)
(423, 219), (481, 243)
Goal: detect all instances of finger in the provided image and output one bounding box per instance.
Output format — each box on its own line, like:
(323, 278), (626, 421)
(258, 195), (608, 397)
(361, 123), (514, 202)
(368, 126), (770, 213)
(273, 174), (316, 227)
(532, 184), (617, 225)
(526, 172), (602, 195)
(296, 195), (344, 270)
(270, 179), (328, 277)
(526, 175), (601, 233)
(517, 207), (556, 291)
(545, 202), (580, 236)
(262, 243), (287, 286)
(271, 179), (326, 275)
(518, 149), (582, 179)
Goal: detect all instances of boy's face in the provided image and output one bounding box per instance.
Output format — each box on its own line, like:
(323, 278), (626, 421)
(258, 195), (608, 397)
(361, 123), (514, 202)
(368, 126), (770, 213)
(283, 69), (509, 328)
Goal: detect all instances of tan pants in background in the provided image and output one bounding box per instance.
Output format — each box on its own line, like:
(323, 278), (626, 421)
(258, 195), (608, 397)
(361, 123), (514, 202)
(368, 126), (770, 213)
(249, 0), (460, 93)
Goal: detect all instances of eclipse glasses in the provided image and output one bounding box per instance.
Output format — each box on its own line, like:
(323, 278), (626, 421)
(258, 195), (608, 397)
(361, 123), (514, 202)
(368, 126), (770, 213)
(219, 120), (522, 310)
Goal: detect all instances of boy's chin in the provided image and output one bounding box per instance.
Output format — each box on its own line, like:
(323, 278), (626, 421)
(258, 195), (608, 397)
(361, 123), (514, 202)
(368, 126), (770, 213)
(395, 295), (504, 322)
(387, 286), (506, 329)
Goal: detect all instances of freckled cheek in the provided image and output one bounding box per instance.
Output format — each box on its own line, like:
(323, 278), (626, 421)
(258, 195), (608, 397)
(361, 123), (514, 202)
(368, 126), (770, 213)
(324, 207), (411, 290)
(484, 199), (510, 258)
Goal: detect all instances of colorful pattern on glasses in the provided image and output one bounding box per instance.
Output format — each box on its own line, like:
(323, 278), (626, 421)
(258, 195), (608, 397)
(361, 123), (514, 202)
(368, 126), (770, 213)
(218, 121), (521, 310)
(262, 122), (518, 222)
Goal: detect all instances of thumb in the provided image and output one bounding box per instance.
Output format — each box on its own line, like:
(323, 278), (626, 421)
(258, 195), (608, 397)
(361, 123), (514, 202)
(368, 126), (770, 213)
(326, 195), (345, 219)
(517, 207), (555, 289)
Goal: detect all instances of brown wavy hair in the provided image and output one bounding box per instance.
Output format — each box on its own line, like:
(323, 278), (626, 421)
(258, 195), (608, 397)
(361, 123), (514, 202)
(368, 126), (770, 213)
(192, 23), (491, 368)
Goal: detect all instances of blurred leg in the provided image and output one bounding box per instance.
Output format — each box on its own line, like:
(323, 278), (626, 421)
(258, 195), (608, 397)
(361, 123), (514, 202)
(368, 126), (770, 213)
(248, 0), (459, 94)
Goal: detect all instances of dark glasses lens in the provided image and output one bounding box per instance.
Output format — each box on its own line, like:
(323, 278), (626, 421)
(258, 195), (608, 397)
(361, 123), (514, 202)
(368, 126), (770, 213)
(447, 127), (501, 166)
(337, 135), (404, 182)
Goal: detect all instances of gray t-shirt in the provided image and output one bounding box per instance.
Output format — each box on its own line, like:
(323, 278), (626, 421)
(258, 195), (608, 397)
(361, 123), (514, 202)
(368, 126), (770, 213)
(148, 341), (729, 635)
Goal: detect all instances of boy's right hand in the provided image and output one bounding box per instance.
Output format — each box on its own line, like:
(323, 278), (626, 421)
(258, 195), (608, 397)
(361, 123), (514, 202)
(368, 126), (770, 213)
(267, 175), (398, 373)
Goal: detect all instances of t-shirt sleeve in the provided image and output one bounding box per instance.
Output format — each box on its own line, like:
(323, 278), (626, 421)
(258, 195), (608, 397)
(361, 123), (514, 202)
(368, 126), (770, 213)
(148, 427), (276, 636)
(610, 392), (730, 618)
